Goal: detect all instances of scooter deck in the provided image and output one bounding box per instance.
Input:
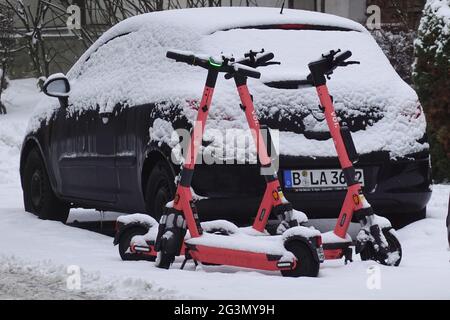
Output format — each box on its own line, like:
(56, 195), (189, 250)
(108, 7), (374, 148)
(126, 216), (348, 261)
(186, 230), (287, 256)
(184, 225), (322, 271)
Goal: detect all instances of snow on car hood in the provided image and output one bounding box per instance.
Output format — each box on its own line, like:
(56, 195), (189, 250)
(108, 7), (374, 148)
(28, 7), (427, 159)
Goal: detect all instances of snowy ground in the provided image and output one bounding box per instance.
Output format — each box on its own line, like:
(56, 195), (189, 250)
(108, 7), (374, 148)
(0, 79), (449, 299)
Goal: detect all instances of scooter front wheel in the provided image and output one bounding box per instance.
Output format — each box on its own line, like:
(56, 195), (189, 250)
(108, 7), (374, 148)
(155, 251), (173, 269)
(281, 241), (319, 278)
(359, 227), (402, 266)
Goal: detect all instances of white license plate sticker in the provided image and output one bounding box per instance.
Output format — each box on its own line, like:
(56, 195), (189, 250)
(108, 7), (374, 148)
(284, 169), (364, 191)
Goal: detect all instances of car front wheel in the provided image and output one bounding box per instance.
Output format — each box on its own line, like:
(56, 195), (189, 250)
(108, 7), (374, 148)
(145, 160), (175, 221)
(23, 149), (70, 222)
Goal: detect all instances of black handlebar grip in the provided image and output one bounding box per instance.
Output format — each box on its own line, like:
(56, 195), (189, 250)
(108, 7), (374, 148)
(334, 50), (352, 65)
(255, 52), (275, 65)
(166, 51), (196, 65)
(235, 65), (261, 79)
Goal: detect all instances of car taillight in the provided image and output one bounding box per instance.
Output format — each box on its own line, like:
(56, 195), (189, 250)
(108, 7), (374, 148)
(401, 103), (423, 122)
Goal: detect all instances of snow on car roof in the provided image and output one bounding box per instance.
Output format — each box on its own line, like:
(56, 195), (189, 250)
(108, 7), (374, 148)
(81, 7), (367, 54)
(29, 8), (428, 159)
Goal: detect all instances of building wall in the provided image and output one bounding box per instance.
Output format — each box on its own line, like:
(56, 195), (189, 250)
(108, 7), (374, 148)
(366, 0), (425, 29)
(9, 0), (369, 29)
(5, 0), (388, 78)
(315, 0), (368, 23)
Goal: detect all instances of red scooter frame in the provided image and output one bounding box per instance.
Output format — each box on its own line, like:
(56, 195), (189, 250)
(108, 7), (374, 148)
(172, 73), (282, 237)
(116, 49), (401, 269)
(307, 50), (399, 263)
(151, 50), (321, 274)
(317, 83), (368, 260)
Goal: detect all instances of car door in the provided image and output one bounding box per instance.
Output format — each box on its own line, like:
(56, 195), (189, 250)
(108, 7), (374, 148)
(50, 105), (118, 203)
(49, 32), (139, 204)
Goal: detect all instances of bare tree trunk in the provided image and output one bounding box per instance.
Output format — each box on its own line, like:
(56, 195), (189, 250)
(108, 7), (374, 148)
(0, 3), (14, 115)
(0, 62), (7, 115)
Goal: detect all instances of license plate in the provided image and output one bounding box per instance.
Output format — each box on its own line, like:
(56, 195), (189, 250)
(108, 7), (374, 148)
(283, 168), (364, 191)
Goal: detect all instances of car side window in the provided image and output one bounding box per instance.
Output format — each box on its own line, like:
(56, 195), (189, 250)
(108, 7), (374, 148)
(74, 32), (131, 79)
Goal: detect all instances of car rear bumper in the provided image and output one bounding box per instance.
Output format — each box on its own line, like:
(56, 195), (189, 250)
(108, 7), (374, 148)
(193, 151), (432, 223)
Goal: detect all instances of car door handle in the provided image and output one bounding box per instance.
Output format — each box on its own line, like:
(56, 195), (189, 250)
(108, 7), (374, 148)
(99, 112), (112, 124)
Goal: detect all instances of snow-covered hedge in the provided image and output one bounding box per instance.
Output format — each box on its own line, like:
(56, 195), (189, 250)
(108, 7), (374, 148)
(372, 30), (416, 84)
(414, 0), (450, 181)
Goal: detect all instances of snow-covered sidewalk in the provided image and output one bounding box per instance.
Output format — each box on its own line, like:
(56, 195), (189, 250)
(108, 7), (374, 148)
(0, 79), (449, 299)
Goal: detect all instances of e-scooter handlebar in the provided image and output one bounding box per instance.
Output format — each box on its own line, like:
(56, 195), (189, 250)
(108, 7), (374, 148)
(233, 63), (261, 79)
(238, 50), (279, 68)
(333, 50), (353, 66)
(166, 50), (261, 79)
(224, 49), (279, 79)
(166, 50), (209, 68)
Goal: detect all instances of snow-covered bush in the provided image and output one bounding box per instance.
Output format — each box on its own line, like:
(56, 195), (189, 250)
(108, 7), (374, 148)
(372, 30), (416, 84)
(413, 0), (450, 181)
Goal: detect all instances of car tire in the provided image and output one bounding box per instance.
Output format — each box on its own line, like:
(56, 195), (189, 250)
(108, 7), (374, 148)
(23, 149), (70, 222)
(281, 241), (319, 278)
(383, 208), (426, 229)
(145, 160), (175, 220)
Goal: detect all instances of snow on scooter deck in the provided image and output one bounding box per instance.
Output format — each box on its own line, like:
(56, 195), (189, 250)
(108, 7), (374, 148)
(185, 225), (321, 257)
(118, 213), (321, 258)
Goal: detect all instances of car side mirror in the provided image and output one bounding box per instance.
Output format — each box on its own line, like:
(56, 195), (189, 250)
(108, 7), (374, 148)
(43, 73), (70, 108)
(43, 73), (70, 99)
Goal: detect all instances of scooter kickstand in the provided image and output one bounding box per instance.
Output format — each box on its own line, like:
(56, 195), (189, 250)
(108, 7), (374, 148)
(180, 250), (198, 270)
(344, 247), (353, 265)
(180, 258), (189, 270)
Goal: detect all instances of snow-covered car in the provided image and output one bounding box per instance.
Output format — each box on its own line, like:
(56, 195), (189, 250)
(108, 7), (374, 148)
(20, 7), (431, 227)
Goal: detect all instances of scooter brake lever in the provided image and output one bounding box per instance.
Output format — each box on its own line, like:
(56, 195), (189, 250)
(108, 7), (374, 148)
(260, 61), (281, 66)
(322, 49), (341, 59)
(342, 61), (360, 66)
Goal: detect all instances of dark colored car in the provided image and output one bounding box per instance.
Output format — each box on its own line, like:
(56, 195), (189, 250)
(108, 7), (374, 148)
(20, 8), (431, 227)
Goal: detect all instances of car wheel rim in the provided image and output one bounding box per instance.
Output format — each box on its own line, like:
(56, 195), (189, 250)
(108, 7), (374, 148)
(30, 170), (43, 209)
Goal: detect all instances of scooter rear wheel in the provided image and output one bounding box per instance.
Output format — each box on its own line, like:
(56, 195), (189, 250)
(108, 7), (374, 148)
(360, 227), (402, 266)
(119, 227), (155, 261)
(281, 241), (319, 278)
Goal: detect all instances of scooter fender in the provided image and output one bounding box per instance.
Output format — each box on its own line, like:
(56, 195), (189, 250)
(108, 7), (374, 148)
(113, 222), (150, 246)
(283, 235), (321, 264)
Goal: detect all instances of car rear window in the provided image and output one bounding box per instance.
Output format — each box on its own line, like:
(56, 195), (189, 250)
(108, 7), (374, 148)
(217, 23), (358, 32)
